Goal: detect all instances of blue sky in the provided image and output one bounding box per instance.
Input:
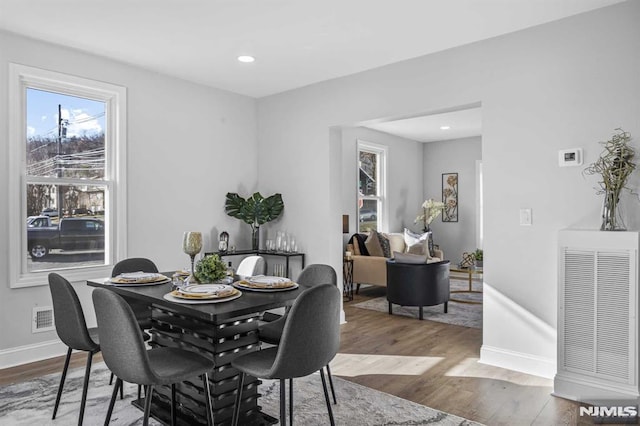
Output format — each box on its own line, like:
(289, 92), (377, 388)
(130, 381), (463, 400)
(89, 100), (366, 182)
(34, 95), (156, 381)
(26, 88), (105, 139)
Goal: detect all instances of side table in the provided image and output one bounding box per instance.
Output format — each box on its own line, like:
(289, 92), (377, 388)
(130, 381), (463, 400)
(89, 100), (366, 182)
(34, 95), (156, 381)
(449, 266), (483, 304)
(343, 257), (354, 301)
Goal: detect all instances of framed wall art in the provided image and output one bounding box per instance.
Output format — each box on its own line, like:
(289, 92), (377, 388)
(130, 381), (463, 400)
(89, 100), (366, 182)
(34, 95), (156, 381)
(442, 172), (458, 222)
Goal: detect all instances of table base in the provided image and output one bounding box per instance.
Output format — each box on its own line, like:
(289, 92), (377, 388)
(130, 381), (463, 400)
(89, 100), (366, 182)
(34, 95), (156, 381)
(449, 289), (483, 304)
(147, 306), (269, 425)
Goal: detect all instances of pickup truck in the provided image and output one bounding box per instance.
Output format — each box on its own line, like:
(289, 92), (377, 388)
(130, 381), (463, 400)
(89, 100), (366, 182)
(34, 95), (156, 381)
(28, 217), (105, 259)
(27, 215), (55, 228)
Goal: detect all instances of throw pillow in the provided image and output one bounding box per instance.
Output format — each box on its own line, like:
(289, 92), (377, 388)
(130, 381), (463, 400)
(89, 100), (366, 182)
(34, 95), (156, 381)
(365, 231), (384, 257)
(407, 242), (427, 256)
(403, 228), (431, 258)
(385, 233), (405, 256)
(377, 232), (391, 258)
(393, 251), (427, 264)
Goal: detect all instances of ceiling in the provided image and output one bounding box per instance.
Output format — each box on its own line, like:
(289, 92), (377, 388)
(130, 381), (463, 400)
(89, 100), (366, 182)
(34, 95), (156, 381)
(362, 107), (483, 143)
(0, 0), (624, 99)
(0, 0), (624, 142)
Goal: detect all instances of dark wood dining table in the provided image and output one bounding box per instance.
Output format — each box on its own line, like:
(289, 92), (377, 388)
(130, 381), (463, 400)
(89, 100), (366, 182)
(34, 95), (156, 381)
(88, 273), (309, 425)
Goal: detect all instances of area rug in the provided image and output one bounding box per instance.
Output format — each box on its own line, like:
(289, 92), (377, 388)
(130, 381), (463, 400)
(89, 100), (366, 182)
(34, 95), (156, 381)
(352, 279), (482, 329)
(0, 362), (482, 425)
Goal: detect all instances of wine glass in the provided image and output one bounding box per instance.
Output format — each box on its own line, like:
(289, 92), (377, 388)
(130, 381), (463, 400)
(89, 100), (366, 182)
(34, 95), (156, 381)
(182, 231), (202, 278)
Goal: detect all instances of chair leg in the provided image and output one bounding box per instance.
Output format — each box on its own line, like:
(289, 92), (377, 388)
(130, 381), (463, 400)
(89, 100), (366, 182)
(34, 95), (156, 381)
(356, 283), (360, 294)
(202, 373), (214, 426)
(319, 368), (336, 426)
(78, 351), (94, 426)
(143, 385), (153, 426)
(419, 306), (424, 320)
(171, 383), (176, 426)
(109, 372), (114, 385)
(119, 378), (124, 400)
(52, 347), (72, 420)
(279, 378), (287, 426)
(388, 301), (393, 315)
(104, 377), (121, 426)
(289, 378), (293, 425)
(231, 372), (245, 426)
(444, 301), (448, 313)
(138, 384), (142, 401)
(326, 364), (337, 404)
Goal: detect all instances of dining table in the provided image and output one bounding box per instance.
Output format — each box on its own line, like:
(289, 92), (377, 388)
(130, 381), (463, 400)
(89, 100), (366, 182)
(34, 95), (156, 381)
(87, 272), (309, 425)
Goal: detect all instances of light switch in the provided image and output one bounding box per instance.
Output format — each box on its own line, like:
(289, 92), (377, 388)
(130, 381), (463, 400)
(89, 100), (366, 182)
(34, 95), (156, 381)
(520, 209), (532, 226)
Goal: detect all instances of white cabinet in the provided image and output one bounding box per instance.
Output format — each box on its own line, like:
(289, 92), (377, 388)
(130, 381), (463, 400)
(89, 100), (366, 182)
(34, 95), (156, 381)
(554, 229), (639, 402)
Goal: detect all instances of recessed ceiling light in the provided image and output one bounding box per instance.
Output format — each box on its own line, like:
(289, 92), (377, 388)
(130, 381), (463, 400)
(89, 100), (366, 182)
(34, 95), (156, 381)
(237, 55), (255, 63)
(440, 126), (451, 130)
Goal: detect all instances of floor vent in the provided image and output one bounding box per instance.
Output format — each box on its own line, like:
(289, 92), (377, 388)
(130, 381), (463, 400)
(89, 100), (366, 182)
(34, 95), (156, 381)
(32, 307), (55, 333)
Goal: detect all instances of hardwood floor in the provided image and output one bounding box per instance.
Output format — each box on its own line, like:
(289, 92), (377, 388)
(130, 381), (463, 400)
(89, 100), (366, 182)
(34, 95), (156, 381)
(1, 284), (593, 425)
(335, 285), (593, 426)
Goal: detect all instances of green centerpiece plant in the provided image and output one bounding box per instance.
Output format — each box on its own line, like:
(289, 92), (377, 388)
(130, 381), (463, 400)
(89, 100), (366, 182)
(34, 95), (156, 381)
(474, 249), (483, 267)
(225, 192), (284, 250)
(194, 254), (227, 283)
(583, 128), (636, 231)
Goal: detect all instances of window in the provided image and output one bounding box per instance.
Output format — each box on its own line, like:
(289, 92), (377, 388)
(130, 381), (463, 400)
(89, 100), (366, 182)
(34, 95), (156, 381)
(357, 141), (387, 233)
(9, 64), (127, 288)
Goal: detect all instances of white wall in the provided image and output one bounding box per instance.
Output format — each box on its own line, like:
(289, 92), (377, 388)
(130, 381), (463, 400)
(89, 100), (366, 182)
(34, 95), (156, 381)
(0, 31), (258, 365)
(340, 127), (424, 236)
(424, 136), (482, 262)
(257, 1), (640, 378)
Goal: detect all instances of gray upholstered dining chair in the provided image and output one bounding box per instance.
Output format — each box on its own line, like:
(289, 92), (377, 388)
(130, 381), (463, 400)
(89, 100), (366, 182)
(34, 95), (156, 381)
(232, 283), (341, 426)
(258, 264), (339, 406)
(48, 272), (101, 426)
(111, 257), (159, 330)
(92, 288), (215, 426)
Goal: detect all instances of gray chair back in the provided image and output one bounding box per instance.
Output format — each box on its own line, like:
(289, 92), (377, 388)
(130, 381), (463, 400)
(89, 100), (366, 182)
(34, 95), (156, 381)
(48, 273), (99, 352)
(111, 257), (159, 277)
(92, 288), (156, 385)
(297, 264), (337, 287)
(269, 284), (341, 378)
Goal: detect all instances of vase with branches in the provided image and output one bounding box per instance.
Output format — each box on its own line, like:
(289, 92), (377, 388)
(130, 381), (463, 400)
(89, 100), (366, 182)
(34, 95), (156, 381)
(414, 199), (445, 256)
(584, 128), (636, 231)
(415, 199), (445, 232)
(225, 192), (284, 250)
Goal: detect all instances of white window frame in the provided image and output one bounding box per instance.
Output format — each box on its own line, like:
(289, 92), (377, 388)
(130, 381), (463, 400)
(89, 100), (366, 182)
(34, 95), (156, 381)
(357, 140), (388, 232)
(8, 64), (127, 288)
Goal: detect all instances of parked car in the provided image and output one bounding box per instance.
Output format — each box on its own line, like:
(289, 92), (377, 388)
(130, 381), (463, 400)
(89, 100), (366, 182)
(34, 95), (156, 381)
(359, 209), (377, 221)
(72, 207), (92, 215)
(27, 217), (105, 259)
(40, 208), (59, 217)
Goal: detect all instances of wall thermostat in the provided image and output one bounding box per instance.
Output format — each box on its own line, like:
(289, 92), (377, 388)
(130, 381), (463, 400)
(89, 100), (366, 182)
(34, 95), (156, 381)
(558, 148), (583, 167)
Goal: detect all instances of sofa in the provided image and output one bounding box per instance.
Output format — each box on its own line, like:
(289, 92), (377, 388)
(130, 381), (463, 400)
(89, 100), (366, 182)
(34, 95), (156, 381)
(346, 229), (444, 289)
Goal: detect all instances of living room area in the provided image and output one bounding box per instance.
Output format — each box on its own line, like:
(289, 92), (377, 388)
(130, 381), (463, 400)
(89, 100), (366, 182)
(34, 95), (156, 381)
(1, 1), (639, 424)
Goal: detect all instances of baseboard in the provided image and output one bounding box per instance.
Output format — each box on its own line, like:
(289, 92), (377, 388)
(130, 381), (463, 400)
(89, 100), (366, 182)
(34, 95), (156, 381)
(0, 339), (67, 369)
(480, 344), (556, 379)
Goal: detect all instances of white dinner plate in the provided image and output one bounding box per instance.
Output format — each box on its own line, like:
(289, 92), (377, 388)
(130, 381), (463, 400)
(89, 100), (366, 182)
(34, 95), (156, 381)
(163, 291), (242, 304)
(107, 277), (171, 287)
(233, 281), (299, 292)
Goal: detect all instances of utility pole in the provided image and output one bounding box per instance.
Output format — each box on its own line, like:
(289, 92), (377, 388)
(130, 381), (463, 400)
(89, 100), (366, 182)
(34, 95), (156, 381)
(56, 104), (63, 218)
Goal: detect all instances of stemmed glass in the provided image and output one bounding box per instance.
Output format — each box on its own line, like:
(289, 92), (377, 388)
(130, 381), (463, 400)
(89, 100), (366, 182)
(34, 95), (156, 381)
(182, 231), (202, 278)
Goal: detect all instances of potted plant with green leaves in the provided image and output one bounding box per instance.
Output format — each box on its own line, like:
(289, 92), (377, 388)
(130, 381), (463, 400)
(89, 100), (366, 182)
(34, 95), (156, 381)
(473, 249), (483, 268)
(194, 253), (227, 283)
(225, 192), (284, 250)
